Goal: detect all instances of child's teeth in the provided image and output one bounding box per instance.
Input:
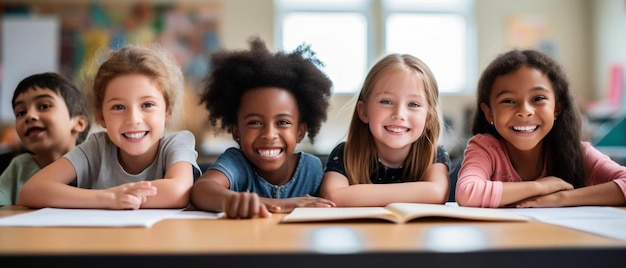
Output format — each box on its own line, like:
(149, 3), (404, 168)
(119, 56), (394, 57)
(386, 126), (408, 133)
(513, 126), (537, 132)
(125, 132), (146, 139)
(259, 149), (280, 156)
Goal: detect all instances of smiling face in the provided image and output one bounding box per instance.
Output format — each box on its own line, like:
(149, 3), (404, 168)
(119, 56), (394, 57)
(13, 87), (85, 156)
(99, 73), (171, 165)
(231, 87), (306, 183)
(480, 65), (561, 153)
(357, 68), (429, 158)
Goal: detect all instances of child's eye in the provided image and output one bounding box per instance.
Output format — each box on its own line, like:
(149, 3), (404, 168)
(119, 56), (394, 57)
(38, 103), (52, 110)
(533, 96), (547, 102)
(112, 104), (125, 110)
(379, 99), (392, 105)
(277, 120), (292, 126)
(500, 99), (515, 104)
(246, 120), (262, 126)
(14, 110), (26, 118)
(142, 102), (156, 108)
(408, 102), (421, 108)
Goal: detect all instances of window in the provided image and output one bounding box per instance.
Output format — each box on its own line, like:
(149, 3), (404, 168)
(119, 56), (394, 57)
(282, 12), (367, 94)
(276, 0), (475, 94)
(276, 0), (370, 93)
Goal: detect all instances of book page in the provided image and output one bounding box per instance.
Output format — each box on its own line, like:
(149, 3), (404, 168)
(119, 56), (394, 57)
(386, 203), (530, 222)
(0, 208), (183, 228)
(504, 206), (626, 240)
(282, 207), (400, 223)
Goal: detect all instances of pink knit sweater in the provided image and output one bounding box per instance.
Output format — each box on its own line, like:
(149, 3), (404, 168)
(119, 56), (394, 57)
(456, 134), (626, 207)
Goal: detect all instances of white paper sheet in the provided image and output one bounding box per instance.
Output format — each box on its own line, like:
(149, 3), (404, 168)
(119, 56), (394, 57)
(0, 208), (183, 228)
(504, 206), (626, 241)
(166, 210), (224, 219)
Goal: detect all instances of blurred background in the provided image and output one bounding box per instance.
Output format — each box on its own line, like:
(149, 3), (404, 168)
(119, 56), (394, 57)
(1, 0), (625, 168)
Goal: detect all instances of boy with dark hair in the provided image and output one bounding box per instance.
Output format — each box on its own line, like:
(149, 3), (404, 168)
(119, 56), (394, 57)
(0, 72), (90, 205)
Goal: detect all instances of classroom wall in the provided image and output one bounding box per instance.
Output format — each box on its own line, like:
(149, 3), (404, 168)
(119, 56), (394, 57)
(2, 0), (623, 157)
(592, 0), (626, 103)
(213, 0), (596, 137)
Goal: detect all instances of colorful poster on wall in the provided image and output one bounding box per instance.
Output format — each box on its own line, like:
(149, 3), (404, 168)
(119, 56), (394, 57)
(3, 2), (222, 83)
(507, 15), (556, 58)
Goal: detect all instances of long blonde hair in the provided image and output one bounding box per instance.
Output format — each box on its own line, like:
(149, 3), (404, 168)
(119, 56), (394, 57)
(344, 54), (442, 185)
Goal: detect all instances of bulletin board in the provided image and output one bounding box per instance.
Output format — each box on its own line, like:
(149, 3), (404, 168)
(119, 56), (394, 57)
(2, 1), (222, 83)
(1, 16), (59, 122)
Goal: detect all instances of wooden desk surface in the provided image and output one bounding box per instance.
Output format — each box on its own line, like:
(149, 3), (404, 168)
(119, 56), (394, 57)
(1, 206), (625, 267)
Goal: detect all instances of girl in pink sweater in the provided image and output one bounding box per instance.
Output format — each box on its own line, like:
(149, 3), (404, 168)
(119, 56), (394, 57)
(456, 49), (626, 208)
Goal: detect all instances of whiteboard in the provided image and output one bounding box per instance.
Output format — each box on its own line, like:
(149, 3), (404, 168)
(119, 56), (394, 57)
(1, 16), (59, 122)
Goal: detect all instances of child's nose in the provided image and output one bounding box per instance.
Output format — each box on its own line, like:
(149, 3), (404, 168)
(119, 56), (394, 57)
(126, 108), (142, 124)
(261, 125), (278, 139)
(391, 106), (407, 121)
(24, 108), (39, 122)
(516, 102), (534, 117)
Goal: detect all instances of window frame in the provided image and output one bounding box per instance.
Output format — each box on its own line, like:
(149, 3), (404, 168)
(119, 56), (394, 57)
(275, 0), (476, 95)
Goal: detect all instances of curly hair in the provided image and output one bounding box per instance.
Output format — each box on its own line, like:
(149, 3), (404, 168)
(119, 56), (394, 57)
(199, 37), (332, 143)
(472, 49), (585, 188)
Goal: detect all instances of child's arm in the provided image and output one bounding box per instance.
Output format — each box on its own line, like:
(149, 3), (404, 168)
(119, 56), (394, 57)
(320, 163), (449, 207)
(457, 158), (573, 208)
(20, 158), (157, 209)
(456, 135), (573, 207)
(499, 176), (573, 207)
(138, 161), (194, 209)
(517, 143), (626, 207)
(258, 195), (335, 213)
(190, 170), (271, 218)
(516, 181), (625, 207)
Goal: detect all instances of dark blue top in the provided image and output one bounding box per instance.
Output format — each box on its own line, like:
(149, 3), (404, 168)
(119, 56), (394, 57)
(325, 142), (451, 184)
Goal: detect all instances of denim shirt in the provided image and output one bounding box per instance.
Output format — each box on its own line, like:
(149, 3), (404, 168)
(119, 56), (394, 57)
(208, 147), (324, 198)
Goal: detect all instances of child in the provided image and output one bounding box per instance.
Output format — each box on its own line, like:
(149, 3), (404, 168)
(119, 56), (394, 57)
(0, 72), (90, 206)
(190, 37), (336, 218)
(19, 45), (201, 209)
(319, 54), (451, 207)
(456, 49), (626, 208)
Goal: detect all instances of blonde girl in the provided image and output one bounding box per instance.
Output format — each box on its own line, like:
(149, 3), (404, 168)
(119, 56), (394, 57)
(320, 54), (450, 207)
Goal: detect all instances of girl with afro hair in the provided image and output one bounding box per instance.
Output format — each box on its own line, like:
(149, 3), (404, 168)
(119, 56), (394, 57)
(191, 37), (336, 218)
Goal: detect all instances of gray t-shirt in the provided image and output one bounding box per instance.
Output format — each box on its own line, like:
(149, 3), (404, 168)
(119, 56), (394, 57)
(65, 130), (201, 189)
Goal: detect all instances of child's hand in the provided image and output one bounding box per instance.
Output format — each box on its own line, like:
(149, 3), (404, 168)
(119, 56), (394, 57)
(107, 181), (157, 210)
(516, 190), (566, 208)
(264, 195), (336, 213)
(223, 191), (271, 219)
(535, 176), (574, 195)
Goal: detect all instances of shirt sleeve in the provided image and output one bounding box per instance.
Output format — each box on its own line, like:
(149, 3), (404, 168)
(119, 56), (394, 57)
(162, 131), (202, 180)
(324, 142), (347, 176)
(582, 142), (626, 199)
(209, 147), (250, 192)
(455, 135), (503, 208)
(436, 145), (451, 170)
(64, 132), (105, 188)
(0, 157), (20, 205)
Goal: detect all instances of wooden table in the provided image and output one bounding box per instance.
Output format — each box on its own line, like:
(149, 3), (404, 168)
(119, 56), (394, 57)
(1, 206), (625, 268)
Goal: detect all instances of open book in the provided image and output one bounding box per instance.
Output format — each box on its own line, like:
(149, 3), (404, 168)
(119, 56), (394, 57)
(281, 203), (530, 223)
